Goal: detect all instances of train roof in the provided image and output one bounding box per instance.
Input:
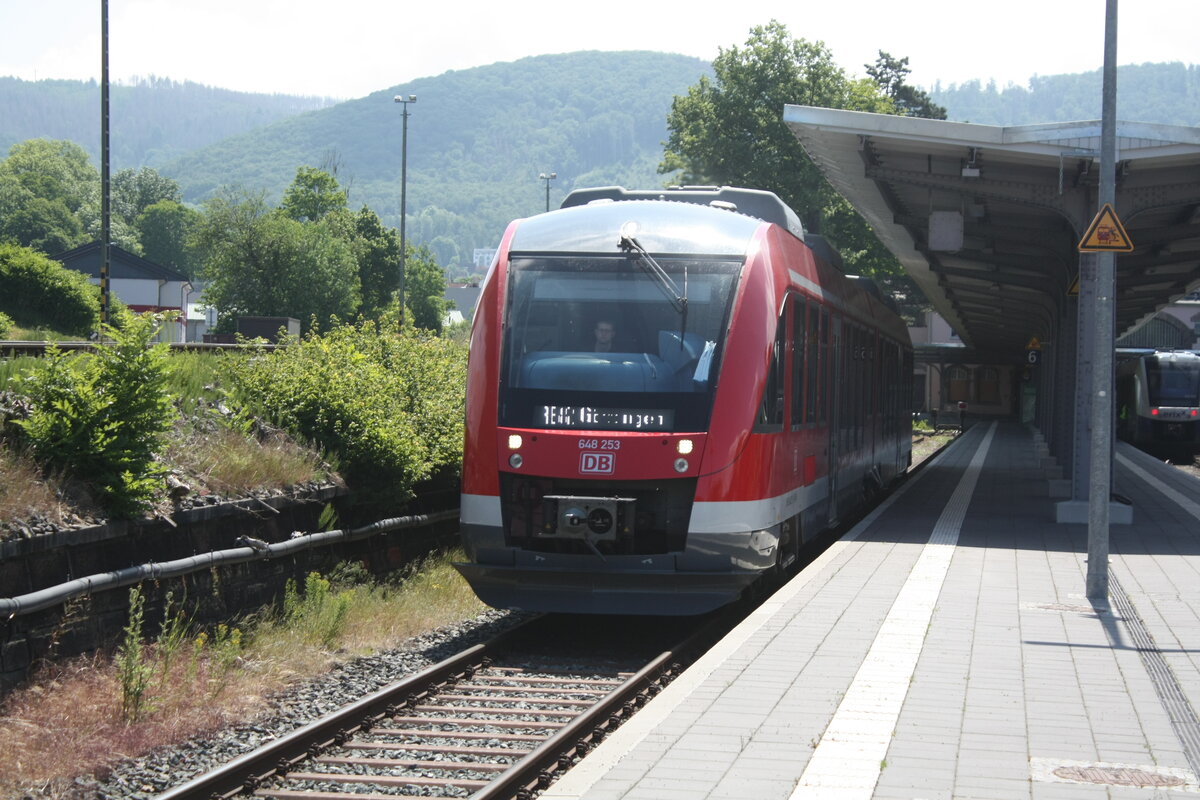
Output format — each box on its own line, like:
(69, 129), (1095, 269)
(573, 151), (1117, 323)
(561, 186), (806, 242)
(1117, 348), (1200, 359)
(510, 194), (766, 256)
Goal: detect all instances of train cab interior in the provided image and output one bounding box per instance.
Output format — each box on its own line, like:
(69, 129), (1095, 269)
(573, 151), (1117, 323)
(501, 258), (733, 407)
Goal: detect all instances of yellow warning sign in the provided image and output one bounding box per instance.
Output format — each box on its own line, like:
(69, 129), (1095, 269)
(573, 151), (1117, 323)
(1078, 203), (1134, 252)
(1026, 337), (1042, 350)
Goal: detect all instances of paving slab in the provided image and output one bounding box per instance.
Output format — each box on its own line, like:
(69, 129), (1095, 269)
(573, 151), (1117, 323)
(542, 422), (1200, 799)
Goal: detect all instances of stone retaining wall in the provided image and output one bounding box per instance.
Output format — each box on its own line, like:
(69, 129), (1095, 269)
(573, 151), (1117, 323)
(0, 487), (459, 690)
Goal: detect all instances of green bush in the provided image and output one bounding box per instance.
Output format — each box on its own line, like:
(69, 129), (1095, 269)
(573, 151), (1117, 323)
(14, 312), (175, 516)
(0, 310), (12, 338)
(227, 318), (466, 508)
(283, 572), (353, 649)
(0, 242), (100, 336)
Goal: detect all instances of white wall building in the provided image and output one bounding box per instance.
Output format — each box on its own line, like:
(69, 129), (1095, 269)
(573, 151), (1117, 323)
(56, 242), (192, 342)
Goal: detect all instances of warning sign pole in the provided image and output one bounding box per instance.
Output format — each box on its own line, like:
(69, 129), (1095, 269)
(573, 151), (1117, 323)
(1086, 0), (1119, 603)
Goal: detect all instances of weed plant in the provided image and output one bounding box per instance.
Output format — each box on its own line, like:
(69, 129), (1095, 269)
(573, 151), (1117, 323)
(0, 551), (487, 797)
(226, 318), (467, 509)
(115, 587), (154, 722)
(13, 312), (175, 517)
(163, 349), (235, 413)
(282, 572), (354, 649)
(0, 354), (45, 390)
(4, 322), (336, 528)
(154, 591), (192, 682)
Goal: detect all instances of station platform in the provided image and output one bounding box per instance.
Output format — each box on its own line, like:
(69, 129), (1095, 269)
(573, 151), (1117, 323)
(543, 421), (1200, 799)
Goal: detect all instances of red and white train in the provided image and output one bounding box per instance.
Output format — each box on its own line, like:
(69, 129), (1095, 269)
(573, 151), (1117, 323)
(456, 186), (912, 615)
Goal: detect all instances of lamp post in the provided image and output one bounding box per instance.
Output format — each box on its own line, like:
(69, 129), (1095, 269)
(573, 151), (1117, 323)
(99, 0), (111, 327)
(539, 172), (556, 213)
(394, 94), (416, 322)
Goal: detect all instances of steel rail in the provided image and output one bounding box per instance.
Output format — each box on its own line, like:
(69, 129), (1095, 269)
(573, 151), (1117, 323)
(154, 615), (538, 800)
(154, 610), (732, 800)
(473, 607), (736, 800)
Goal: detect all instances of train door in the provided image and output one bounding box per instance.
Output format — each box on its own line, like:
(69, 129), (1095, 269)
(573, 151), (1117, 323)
(827, 313), (843, 524)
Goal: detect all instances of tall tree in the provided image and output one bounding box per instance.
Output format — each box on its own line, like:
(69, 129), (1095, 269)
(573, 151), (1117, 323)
(660, 21), (891, 230)
(194, 190), (359, 330)
(0, 195), (85, 254)
(405, 244), (450, 333)
(866, 51), (947, 120)
(660, 22), (928, 318)
(352, 206), (401, 319)
(137, 199), (202, 277)
(281, 166), (348, 223)
(0, 139), (97, 253)
(111, 167), (183, 227)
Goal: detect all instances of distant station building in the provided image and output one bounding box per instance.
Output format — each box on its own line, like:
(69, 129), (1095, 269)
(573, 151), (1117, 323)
(445, 281), (482, 324)
(909, 311), (1019, 423)
(55, 242), (191, 342)
(472, 248), (497, 270)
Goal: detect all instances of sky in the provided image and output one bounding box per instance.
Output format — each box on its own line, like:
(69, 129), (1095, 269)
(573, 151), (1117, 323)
(1, 0), (1197, 100)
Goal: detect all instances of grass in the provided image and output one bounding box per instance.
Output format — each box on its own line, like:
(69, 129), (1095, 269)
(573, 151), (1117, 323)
(1, 355), (49, 393)
(911, 425), (958, 467)
(165, 422), (334, 497)
(162, 350), (232, 413)
(0, 444), (74, 527)
(0, 551), (489, 798)
(0, 323), (87, 342)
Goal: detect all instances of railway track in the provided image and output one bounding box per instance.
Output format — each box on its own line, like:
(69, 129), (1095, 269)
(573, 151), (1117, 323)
(133, 436), (951, 800)
(159, 613), (729, 800)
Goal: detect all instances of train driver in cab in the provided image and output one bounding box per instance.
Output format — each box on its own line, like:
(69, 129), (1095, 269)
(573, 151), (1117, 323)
(593, 319), (617, 352)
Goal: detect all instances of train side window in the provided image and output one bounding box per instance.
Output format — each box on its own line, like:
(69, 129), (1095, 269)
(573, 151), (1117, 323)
(904, 349), (914, 416)
(818, 307), (829, 425)
(845, 325), (855, 450)
(791, 295), (806, 427)
(808, 305), (820, 425)
(854, 325), (865, 450)
(755, 305), (788, 431)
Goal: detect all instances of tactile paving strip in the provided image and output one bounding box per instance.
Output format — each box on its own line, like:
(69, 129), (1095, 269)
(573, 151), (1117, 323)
(1108, 574), (1200, 777)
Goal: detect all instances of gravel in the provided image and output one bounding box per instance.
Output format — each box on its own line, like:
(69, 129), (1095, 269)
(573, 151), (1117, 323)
(84, 609), (525, 800)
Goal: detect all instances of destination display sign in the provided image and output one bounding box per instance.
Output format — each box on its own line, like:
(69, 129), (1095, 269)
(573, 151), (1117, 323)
(538, 405), (674, 431)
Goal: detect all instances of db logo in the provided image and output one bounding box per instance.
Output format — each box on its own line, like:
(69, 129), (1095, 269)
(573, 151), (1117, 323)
(580, 452), (614, 474)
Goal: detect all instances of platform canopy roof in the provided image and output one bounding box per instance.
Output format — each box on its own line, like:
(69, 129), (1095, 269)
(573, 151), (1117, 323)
(784, 106), (1200, 360)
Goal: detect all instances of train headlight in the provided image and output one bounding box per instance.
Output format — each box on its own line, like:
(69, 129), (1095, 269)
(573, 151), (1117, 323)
(509, 453), (524, 469)
(677, 438), (694, 455)
(508, 434), (523, 450)
(673, 457), (689, 473)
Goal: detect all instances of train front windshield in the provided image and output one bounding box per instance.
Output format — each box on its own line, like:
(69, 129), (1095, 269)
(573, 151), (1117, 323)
(1146, 356), (1200, 406)
(499, 256), (740, 432)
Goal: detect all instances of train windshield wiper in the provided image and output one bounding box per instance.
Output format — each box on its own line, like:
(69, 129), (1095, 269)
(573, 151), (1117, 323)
(618, 227), (689, 338)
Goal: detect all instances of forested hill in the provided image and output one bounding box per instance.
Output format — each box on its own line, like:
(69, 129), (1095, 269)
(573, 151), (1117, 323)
(160, 51), (713, 270)
(930, 61), (1200, 125)
(4, 57), (1195, 274)
(0, 76), (337, 167)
